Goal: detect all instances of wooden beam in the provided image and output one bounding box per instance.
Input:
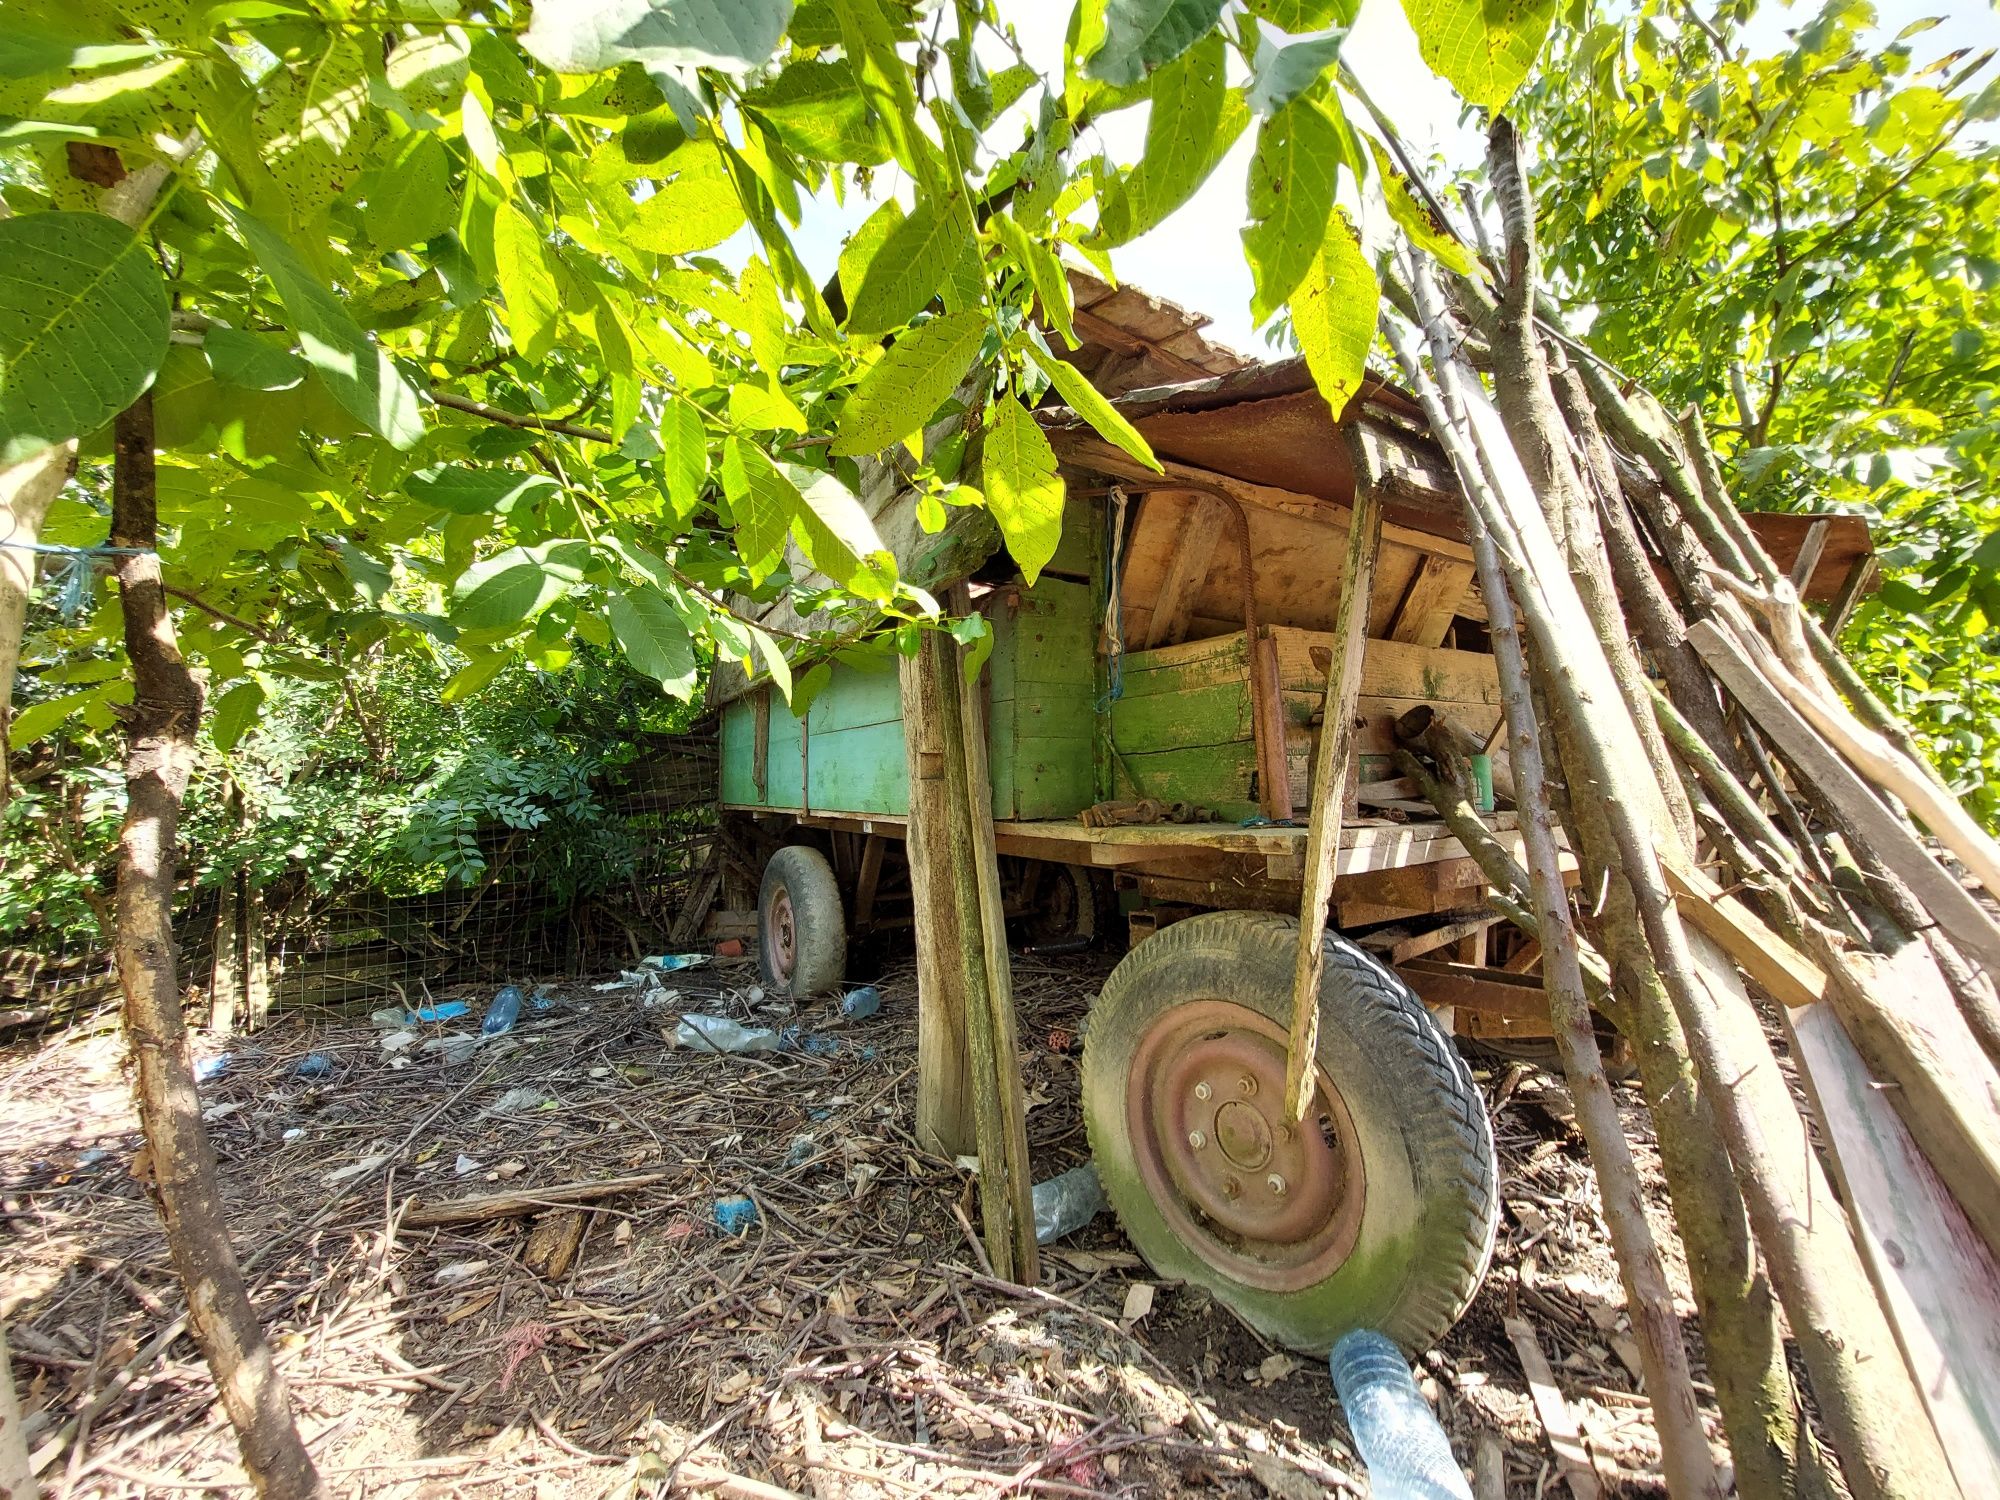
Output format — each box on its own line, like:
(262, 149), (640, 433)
(1068, 305), (1216, 383)
(1825, 553), (1877, 635)
(899, 643), (974, 1157)
(1138, 494), (1224, 648)
(1663, 861), (1827, 1011)
(853, 835), (885, 931)
(1284, 485), (1381, 1120)
(1251, 627), (1293, 822)
(1386, 554), (1476, 647)
(1391, 913), (1502, 965)
(1788, 517), (1831, 592)
(1397, 959), (1550, 1020)
(1690, 618), (2000, 976)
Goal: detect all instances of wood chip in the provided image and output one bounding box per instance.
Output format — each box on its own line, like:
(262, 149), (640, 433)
(1505, 1316), (1601, 1500)
(1120, 1283), (1155, 1324)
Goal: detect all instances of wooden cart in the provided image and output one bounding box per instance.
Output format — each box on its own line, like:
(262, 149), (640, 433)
(709, 277), (1877, 1351)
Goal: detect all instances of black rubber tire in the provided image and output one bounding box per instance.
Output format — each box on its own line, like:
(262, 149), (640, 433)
(1083, 910), (1498, 1354)
(758, 845), (846, 997)
(1015, 862), (1105, 947)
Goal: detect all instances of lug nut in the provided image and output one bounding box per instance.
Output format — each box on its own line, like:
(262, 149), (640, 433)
(1238, 1074), (1258, 1096)
(1222, 1177), (1241, 1200)
(1193, 1081), (1212, 1101)
(1267, 1173), (1288, 1196)
(1188, 1130), (1207, 1150)
(1276, 1124), (1295, 1145)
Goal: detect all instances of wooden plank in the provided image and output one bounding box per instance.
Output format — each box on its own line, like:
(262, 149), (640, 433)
(402, 1172), (669, 1228)
(210, 875), (241, 1035)
(1784, 975), (2000, 1500)
(751, 692), (770, 802)
(1139, 494), (1225, 648)
(1690, 618), (2000, 975)
(1252, 628), (1293, 822)
(244, 886), (271, 1031)
(1663, 861), (1827, 1011)
(1390, 913), (1502, 965)
(1826, 553), (1877, 634)
(1505, 1317), (1602, 1500)
(1387, 554), (1476, 647)
(900, 642), (974, 1157)
(1788, 517), (1831, 592)
(1398, 960), (1550, 1020)
(1285, 484), (1380, 1119)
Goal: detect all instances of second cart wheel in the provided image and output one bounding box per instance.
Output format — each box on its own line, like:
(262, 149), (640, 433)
(1013, 861), (1105, 947)
(1083, 910), (1498, 1353)
(758, 845), (846, 996)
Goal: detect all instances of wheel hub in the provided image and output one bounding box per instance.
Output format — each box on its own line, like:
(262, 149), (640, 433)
(769, 889), (796, 982)
(1128, 1001), (1365, 1292)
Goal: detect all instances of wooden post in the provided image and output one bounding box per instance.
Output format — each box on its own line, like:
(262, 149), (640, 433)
(244, 886), (271, 1030)
(1284, 486), (1381, 1120)
(210, 874), (242, 1035)
(899, 642), (975, 1158)
(903, 616), (1038, 1281)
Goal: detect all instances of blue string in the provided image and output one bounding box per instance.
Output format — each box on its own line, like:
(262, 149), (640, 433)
(0, 540), (153, 619)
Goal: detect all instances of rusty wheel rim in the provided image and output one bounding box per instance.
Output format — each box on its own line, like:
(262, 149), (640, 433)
(768, 888), (796, 983)
(1127, 1000), (1366, 1292)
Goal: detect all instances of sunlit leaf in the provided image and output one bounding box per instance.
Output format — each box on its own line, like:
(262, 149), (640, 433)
(982, 395), (1065, 585)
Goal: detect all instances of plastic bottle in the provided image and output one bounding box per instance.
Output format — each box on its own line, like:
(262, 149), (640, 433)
(839, 985), (881, 1020)
(714, 1196), (759, 1234)
(1469, 754), (1496, 814)
(677, 1013), (782, 1053)
(1327, 1329), (1474, 1500)
(1031, 1164), (1108, 1244)
(481, 984), (525, 1036)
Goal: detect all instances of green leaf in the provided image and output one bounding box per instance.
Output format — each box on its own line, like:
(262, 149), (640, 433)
(982, 395), (1065, 586)
(0, 27), (158, 80)
(442, 649), (512, 703)
(406, 465), (560, 515)
(0, 211), (169, 465)
(1291, 212), (1378, 415)
(729, 378), (808, 432)
(1400, 0), (1557, 112)
(825, 0), (941, 194)
(608, 585), (699, 697)
(990, 214), (1075, 346)
(832, 310), (987, 457)
(749, 623), (793, 702)
(742, 57), (889, 165)
(1084, 0), (1229, 87)
(839, 198), (906, 316)
(1247, 33), (1346, 115)
(657, 396), (708, 517)
(227, 209), (425, 449)
(790, 466), (895, 598)
(949, 613), (995, 684)
(1366, 138), (1475, 278)
(493, 204), (560, 361)
(451, 539), (591, 629)
(721, 435), (799, 582)
(844, 196), (975, 337)
(623, 140), (747, 255)
(203, 327), (306, 392)
(791, 659), (832, 718)
(7, 684), (120, 750)
(1096, 36), (1245, 247)
(1241, 96), (1341, 326)
(1025, 344), (1160, 472)
(523, 0), (794, 75)
(1245, 0), (1358, 28)
(365, 130), (456, 252)
(209, 680), (265, 752)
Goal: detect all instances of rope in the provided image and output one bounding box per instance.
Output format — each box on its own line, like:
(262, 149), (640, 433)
(0, 540), (153, 619)
(1095, 486), (1128, 714)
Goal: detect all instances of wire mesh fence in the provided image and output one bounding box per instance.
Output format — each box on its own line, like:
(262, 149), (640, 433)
(1, 723), (723, 1043)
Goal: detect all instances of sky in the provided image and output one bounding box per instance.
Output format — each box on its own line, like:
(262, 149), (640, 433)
(765, 0), (2000, 354)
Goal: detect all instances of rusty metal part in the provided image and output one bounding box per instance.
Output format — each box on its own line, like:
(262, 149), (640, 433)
(1127, 999), (1366, 1293)
(767, 888), (796, 984)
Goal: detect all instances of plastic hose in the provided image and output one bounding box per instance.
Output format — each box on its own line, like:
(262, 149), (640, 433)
(1328, 1329), (1474, 1500)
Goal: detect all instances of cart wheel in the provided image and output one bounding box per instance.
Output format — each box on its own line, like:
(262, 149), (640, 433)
(759, 845), (846, 996)
(1083, 910), (1497, 1354)
(1015, 862), (1105, 947)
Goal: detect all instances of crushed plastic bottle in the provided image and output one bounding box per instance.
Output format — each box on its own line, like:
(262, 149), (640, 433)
(783, 1134), (817, 1168)
(530, 985), (556, 1011)
(713, 1196), (759, 1235)
(1031, 1164), (1108, 1244)
(839, 985), (881, 1020)
(293, 1052), (334, 1080)
(408, 1000), (469, 1024)
(482, 985), (525, 1037)
(644, 954), (709, 973)
(371, 1006), (409, 1030)
(1328, 1329), (1474, 1500)
(677, 1013), (782, 1053)
(779, 1027), (840, 1057)
(195, 1055), (230, 1083)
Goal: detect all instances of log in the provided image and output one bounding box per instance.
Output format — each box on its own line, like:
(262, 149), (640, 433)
(1662, 862), (1827, 1012)
(1690, 617), (2000, 978)
(1284, 482), (1380, 1120)
(401, 1173), (668, 1229)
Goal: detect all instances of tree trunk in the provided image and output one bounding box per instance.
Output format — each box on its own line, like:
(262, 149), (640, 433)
(0, 1325), (33, 1500)
(110, 394), (326, 1499)
(1472, 505), (1722, 1500)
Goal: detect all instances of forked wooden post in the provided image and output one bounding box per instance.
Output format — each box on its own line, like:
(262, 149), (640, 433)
(1284, 488), (1382, 1120)
(903, 619), (1038, 1280)
(899, 640), (975, 1157)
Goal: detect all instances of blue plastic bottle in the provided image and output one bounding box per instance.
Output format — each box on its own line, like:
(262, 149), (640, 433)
(839, 985), (881, 1019)
(1328, 1329), (1474, 1500)
(481, 985), (525, 1037)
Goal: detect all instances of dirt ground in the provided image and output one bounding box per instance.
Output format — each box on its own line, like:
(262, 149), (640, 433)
(1, 948), (1725, 1497)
